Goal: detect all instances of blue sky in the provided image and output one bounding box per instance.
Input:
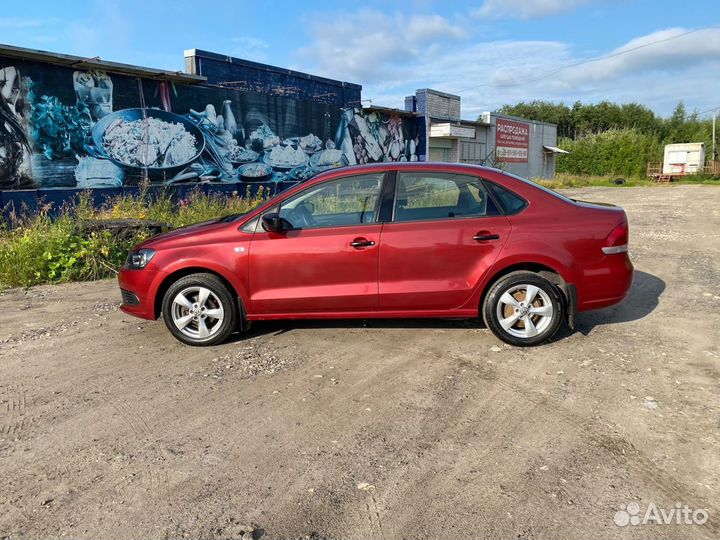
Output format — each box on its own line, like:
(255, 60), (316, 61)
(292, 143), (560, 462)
(1, 0), (719, 119)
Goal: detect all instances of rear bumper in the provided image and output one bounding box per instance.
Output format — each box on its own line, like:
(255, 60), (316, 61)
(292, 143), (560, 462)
(577, 253), (634, 311)
(118, 266), (163, 320)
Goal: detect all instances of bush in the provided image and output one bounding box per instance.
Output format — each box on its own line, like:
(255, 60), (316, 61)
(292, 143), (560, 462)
(0, 186), (267, 290)
(498, 101), (719, 178)
(556, 129), (663, 178)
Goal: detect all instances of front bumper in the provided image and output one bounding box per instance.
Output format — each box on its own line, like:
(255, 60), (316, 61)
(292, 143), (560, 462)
(118, 266), (164, 320)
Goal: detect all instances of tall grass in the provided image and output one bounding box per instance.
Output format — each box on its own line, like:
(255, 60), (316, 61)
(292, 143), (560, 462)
(535, 172), (720, 189)
(94, 183), (267, 228)
(534, 173), (652, 189)
(0, 185), (267, 290)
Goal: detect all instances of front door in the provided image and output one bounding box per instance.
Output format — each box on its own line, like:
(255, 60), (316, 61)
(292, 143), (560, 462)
(249, 172), (385, 315)
(379, 171), (511, 310)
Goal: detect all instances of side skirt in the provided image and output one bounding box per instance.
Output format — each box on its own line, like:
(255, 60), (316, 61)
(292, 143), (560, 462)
(246, 308), (479, 321)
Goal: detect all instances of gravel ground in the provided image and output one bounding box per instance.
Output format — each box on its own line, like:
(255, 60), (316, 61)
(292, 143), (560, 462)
(0, 185), (719, 539)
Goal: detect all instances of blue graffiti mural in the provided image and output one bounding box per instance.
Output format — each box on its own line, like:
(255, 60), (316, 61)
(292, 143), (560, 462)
(0, 56), (423, 194)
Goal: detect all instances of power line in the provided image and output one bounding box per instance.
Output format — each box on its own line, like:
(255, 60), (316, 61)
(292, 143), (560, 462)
(696, 106), (720, 116)
(451, 24), (720, 94)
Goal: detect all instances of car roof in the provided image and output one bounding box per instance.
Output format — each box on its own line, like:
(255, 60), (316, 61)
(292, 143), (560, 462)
(304, 162), (508, 189)
(314, 161), (504, 178)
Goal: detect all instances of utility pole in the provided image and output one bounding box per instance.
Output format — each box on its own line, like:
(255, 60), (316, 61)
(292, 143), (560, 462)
(713, 109), (717, 160)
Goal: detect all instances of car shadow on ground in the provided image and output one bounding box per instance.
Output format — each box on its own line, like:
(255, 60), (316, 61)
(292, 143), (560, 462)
(231, 269), (665, 343)
(234, 317), (484, 341)
(569, 270), (666, 337)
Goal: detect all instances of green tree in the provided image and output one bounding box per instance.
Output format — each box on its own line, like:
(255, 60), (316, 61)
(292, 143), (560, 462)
(556, 129), (663, 177)
(493, 99), (715, 176)
(495, 100), (663, 139)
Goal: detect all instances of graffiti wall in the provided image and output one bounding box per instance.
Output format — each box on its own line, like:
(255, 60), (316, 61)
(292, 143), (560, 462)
(0, 56), (423, 192)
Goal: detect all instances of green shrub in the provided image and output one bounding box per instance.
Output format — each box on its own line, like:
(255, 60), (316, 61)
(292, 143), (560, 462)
(0, 186), (267, 290)
(0, 204), (145, 288)
(556, 129), (663, 178)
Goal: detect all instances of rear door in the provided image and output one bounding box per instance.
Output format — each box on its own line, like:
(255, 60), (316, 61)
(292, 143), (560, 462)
(378, 171), (511, 311)
(248, 172), (386, 314)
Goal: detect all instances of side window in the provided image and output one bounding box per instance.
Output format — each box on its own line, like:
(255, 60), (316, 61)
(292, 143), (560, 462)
(278, 173), (383, 229)
(241, 217), (259, 233)
(486, 181), (527, 215)
(394, 172), (496, 222)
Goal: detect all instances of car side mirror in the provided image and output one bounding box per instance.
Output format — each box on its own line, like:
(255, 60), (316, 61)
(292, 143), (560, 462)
(261, 212), (293, 233)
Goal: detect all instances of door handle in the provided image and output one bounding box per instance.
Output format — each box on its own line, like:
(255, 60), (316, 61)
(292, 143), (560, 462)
(473, 233), (500, 242)
(350, 238), (376, 248)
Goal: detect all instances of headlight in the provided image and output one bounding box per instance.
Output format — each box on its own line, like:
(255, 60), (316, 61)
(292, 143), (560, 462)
(125, 249), (156, 269)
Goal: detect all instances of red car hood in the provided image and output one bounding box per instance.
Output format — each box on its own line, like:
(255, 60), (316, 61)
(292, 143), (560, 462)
(137, 219), (227, 248)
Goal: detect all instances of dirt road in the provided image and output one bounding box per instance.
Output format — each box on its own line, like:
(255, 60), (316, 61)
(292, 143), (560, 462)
(1, 185), (719, 539)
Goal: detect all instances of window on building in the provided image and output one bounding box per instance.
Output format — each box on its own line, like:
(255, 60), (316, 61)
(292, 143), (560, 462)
(429, 147), (451, 162)
(460, 141), (484, 163)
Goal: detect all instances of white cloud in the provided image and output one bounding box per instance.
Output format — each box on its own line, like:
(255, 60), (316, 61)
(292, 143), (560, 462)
(415, 39), (574, 116)
(464, 28), (720, 115)
(473, 0), (598, 20)
(560, 27), (720, 84)
(231, 36), (270, 62)
(406, 14), (467, 41)
(295, 9), (466, 85)
(294, 18), (720, 118)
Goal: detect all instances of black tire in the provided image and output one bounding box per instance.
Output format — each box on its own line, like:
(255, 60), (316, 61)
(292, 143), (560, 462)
(482, 271), (564, 346)
(161, 273), (239, 346)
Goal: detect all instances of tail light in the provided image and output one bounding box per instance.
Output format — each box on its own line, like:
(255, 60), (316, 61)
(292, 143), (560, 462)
(602, 220), (629, 255)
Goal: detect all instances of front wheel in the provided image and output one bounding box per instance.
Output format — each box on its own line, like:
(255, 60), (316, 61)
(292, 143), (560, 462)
(482, 271), (564, 346)
(162, 273), (238, 346)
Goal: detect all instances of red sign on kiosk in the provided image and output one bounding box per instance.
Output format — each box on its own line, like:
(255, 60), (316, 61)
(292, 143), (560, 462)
(495, 118), (529, 163)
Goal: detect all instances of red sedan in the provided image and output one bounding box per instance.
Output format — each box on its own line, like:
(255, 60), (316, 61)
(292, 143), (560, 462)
(118, 163), (633, 346)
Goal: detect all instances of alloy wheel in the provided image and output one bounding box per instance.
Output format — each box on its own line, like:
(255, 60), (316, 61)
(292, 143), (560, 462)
(495, 283), (554, 339)
(170, 286), (225, 341)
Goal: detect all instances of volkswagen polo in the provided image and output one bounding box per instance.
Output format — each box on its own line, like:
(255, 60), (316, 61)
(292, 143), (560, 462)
(118, 163), (633, 346)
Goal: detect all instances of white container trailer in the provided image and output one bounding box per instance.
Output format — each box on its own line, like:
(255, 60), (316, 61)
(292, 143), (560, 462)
(663, 142), (705, 176)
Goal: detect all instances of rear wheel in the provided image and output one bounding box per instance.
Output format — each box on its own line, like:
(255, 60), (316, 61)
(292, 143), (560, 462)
(483, 271), (564, 346)
(162, 273), (238, 346)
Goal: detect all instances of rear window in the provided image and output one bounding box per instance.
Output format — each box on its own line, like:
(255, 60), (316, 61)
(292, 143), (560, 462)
(486, 181), (527, 215)
(502, 172), (575, 204)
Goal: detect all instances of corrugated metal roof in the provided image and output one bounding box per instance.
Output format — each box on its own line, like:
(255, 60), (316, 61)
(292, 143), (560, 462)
(0, 43), (206, 84)
(543, 145), (570, 154)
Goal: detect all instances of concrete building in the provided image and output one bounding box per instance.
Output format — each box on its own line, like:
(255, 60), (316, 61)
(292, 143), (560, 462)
(406, 89), (567, 179)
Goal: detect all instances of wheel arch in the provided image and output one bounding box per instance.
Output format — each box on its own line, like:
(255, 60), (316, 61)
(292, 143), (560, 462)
(479, 260), (576, 326)
(154, 266), (245, 321)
